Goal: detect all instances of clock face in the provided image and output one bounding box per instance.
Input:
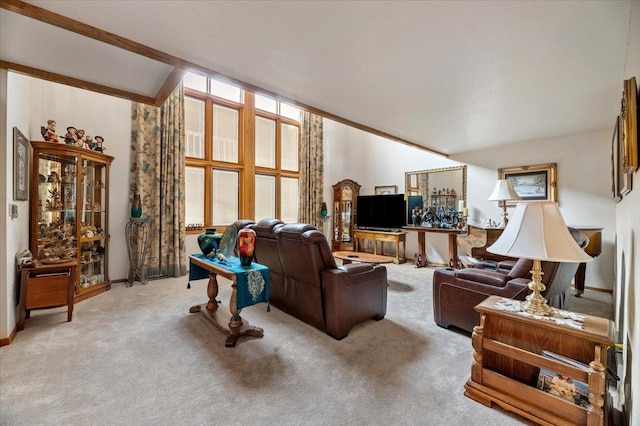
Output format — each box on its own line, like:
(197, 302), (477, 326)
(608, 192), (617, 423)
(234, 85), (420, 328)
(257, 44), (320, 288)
(218, 226), (238, 259)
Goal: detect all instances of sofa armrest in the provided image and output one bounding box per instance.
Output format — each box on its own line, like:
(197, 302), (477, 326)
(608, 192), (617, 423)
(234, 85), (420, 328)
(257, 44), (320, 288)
(455, 268), (510, 287)
(337, 263), (375, 277)
(321, 265), (387, 339)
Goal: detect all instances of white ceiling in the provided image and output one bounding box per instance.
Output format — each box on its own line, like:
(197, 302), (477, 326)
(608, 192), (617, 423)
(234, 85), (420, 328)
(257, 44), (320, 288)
(0, 0), (633, 155)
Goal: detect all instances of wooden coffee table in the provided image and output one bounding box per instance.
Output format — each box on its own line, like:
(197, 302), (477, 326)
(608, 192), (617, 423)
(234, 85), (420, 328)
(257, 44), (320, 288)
(333, 251), (394, 265)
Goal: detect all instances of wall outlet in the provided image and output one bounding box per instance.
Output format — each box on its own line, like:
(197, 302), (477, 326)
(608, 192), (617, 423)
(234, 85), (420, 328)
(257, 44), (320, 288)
(9, 204), (18, 219)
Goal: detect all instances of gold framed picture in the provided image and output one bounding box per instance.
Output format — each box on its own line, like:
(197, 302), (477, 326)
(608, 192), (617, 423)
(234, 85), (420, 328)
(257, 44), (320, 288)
(622, 77), (638, 174)
(374, 185), (397, 195)
(498, 163), (557, 206)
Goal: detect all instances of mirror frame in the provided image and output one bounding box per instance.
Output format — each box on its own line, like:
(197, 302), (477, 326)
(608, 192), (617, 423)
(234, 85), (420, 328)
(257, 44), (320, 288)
(405, 165), (467, 203)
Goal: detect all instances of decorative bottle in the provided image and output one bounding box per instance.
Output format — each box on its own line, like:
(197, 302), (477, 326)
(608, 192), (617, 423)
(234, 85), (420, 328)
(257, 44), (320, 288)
(197, 228), (219, 256)
(131, 194), (142, 218)
(237, 228), (256, 266)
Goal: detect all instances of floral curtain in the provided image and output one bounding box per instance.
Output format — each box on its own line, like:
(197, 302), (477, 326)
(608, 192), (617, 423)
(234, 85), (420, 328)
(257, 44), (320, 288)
(299, 111), (324, 226)
(130, 84), (186, 278)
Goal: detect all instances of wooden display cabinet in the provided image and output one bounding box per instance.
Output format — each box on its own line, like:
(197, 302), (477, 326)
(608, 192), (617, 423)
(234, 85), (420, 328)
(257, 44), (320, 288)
(30, 141), (114, 302)
(332, 179), (360, 251)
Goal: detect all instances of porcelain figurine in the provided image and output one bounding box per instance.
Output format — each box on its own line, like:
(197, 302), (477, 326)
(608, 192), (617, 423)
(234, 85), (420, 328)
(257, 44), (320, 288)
(41, 119), (59, 143)
(64, 126), (78, 145)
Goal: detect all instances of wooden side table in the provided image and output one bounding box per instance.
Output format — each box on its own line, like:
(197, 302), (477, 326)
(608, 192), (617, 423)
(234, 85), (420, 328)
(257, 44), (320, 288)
(18, 261), (78, 331)
(352, 229), (406, 264)
(465, 295), (614, 426)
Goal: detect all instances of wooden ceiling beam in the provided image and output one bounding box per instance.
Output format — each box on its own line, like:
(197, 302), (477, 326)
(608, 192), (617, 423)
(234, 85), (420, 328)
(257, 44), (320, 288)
(0, 60), (157, 105)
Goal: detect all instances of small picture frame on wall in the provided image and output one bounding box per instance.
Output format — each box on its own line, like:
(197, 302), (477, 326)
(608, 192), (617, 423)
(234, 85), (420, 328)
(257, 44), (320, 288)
(499, 163), (557, 206)
(375, 185), (397, 195)
(13, 127), (29, 201)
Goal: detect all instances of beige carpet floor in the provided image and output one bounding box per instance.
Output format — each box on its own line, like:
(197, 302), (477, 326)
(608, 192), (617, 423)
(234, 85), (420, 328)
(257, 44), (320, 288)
(0, 263), (613, 425)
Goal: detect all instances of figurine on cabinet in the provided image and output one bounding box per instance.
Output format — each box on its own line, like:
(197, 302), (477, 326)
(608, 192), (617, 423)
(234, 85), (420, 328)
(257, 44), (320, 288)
(64, 127), (78, 145)
(84, 135), (93, 150)
(93, 136), (105, 152)
(41, 119), (59, 143)
(76, 129), (86, 147)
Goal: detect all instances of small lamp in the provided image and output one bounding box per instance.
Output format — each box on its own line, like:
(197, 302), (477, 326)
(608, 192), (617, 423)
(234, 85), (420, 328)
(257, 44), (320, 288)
(487, 202), (593, 315)
(487, 179), (520, 227)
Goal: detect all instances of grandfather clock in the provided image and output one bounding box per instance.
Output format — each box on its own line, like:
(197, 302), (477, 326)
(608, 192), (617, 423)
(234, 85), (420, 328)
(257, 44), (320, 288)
(332, 179), (360, 251)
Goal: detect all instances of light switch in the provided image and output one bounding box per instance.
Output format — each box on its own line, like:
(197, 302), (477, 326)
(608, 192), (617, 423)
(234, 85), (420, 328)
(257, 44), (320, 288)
(9, 204), (18, 219)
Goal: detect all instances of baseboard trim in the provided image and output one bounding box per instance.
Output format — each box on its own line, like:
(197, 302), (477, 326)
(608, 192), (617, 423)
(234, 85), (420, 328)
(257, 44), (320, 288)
(573, 284), (613, 294)
(0, 325), (18, 347)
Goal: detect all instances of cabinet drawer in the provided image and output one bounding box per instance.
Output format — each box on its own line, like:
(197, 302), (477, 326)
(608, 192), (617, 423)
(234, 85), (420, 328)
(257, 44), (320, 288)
(25, 274), (70, 308)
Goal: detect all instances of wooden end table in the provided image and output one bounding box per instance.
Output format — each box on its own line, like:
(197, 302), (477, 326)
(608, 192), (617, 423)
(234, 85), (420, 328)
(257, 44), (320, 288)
(188, 254), (268, 347)
(465, 295), (614, 426)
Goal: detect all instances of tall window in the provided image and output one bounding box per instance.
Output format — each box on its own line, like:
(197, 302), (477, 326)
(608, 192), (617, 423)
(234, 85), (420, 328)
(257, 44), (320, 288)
(184, 72), (301, 231)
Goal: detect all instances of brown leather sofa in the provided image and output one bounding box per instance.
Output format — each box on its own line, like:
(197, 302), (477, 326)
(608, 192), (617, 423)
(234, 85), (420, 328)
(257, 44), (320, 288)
(432, 258), (579, 333)
(248, 219), (388, 339)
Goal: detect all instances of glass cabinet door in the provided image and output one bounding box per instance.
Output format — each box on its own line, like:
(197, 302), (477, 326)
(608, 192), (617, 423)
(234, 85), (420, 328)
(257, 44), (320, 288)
(340, 186), (353, 243)
(79, 159), (107, 290)
(36, 153), (78, 262)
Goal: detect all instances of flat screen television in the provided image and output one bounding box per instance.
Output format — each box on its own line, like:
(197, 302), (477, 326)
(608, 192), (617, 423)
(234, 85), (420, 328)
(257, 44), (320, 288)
(356, 194), (406, 231)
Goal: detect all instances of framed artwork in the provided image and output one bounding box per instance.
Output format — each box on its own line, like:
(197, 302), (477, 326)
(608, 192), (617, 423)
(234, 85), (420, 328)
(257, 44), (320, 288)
(621, 77), (638, 174)
(498, 163), (557, 206)
(611, 116), (622, 203)
(375, 185), (397, 195)
(13, 127), (29, 201)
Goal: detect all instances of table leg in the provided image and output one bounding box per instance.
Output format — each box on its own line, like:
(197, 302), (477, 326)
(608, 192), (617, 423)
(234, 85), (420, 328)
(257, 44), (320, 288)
(189, 272), (220, 313)
(449, 233), (459, 268)
(415, 232), (427, 267)
(226, 282), (263, 348)
(574, 262), (587, 297)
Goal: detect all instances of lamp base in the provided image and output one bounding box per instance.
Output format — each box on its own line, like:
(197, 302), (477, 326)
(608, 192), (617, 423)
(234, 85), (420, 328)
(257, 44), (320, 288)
(520, 259), (555, 316)
(498, 202), (508, 227)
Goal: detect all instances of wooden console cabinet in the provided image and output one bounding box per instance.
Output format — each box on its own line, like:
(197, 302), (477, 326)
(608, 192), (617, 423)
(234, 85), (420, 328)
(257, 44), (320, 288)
(353, 229), (406, 264)
(465, 296), (614, 426)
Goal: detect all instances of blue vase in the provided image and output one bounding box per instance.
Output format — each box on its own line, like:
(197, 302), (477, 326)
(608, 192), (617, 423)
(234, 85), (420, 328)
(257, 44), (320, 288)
(198, 228), (220, 256)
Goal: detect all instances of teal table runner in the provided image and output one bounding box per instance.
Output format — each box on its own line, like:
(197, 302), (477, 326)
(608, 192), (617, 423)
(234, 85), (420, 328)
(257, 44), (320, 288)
(188, 253), (270, 311)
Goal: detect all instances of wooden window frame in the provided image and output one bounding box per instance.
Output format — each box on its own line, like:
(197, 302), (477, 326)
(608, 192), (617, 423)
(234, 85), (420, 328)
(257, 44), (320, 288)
(185, 87), (300, 234)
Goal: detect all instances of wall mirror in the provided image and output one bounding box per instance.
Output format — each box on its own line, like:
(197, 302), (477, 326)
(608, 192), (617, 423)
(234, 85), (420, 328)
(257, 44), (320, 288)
(405, 165), (467, 220)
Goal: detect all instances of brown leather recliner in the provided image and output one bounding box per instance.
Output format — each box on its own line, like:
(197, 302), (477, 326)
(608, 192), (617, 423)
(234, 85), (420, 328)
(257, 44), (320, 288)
(249, 219), (287, 310)
(250, 220), (387, 339)
(432, 258), (579, 333)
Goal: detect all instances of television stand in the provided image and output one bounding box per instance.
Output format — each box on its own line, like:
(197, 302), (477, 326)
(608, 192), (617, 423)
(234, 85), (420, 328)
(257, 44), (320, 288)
(353, 229), (406, 264)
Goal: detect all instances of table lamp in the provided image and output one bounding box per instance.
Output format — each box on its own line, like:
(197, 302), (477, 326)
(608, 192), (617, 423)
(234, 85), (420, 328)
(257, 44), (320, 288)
(487, 179), (520, 227)
(487, 202), (593, 315)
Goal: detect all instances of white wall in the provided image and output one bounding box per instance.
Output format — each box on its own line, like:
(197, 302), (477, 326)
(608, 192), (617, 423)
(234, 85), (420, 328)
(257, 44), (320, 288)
(617, 0), (639, 423)
(323, 118), (464, 264)
(2, 71), (34, 340)
(324, 118), (615, 288)
(1, 73), (132, 340)
(453, 130), (615, 291)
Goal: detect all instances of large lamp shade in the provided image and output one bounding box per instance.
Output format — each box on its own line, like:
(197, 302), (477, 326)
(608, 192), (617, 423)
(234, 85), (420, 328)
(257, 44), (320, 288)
(488, 202), (592, 263)
(487, 201), (592, 315)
